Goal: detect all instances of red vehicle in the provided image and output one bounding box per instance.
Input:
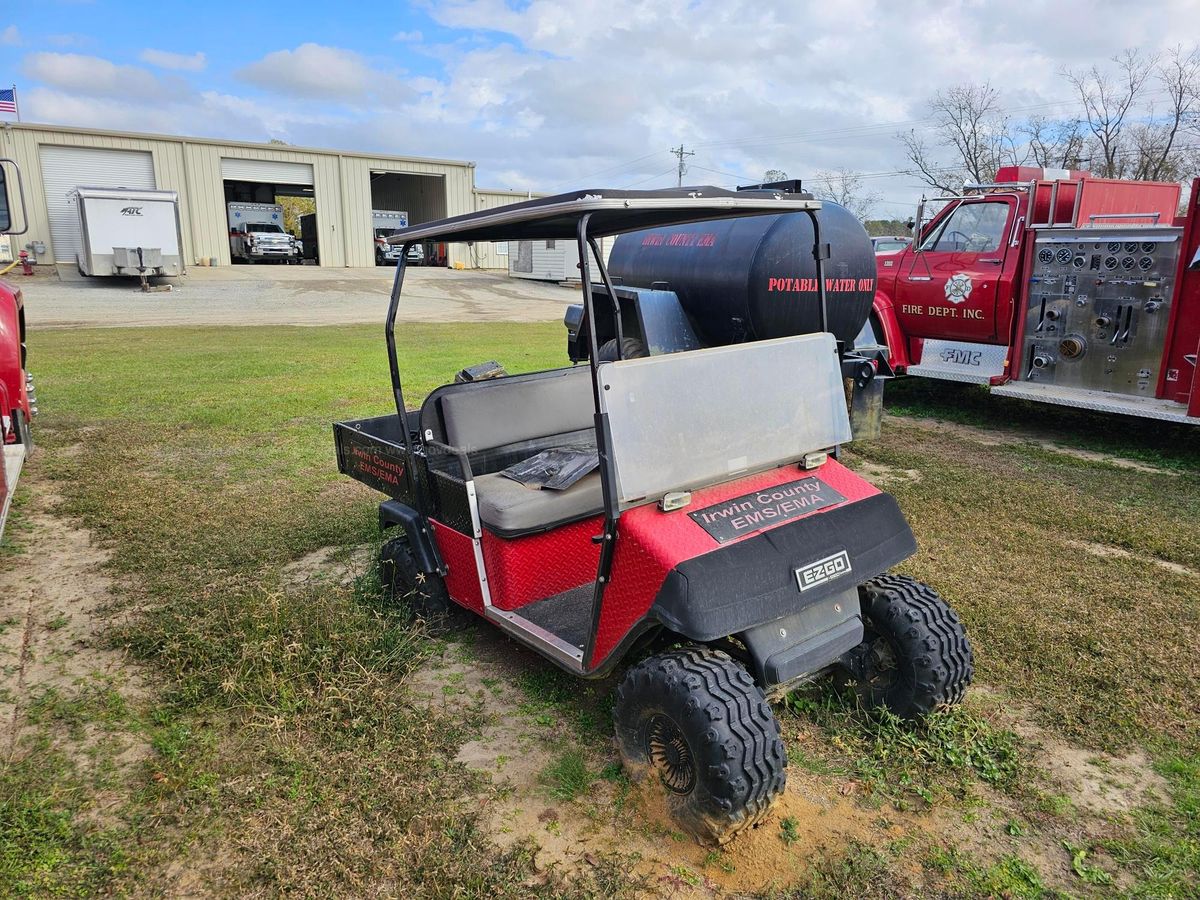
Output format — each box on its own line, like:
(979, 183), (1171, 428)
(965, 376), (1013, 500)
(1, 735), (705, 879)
(0, 160), (34, 539)
(861, 166), (1200, 424)
(334, 189), (972, 844)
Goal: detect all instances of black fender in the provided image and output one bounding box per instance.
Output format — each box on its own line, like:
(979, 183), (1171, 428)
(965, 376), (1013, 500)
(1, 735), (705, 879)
(378, 499), (443, 575)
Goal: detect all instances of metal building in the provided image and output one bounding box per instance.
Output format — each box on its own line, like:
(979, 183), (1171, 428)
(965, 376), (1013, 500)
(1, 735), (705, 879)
(0, 121), (522, 270)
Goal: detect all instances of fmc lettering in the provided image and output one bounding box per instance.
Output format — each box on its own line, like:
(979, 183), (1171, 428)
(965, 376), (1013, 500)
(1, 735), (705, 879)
(689, 477), (847, 543)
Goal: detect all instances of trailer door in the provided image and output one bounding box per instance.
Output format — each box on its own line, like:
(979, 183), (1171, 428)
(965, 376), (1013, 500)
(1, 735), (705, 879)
(898, 198), (1015, 343)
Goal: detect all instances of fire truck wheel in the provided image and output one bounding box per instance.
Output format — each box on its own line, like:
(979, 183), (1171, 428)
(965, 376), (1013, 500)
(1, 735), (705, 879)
(613, 647), (787, 846)
(597, 337), (649, 362)
(856, 574), (974, 720)
(379, 536), (451, 620)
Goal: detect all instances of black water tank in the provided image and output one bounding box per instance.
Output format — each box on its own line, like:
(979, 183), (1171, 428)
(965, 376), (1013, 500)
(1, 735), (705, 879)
(608, 204), (876, 345)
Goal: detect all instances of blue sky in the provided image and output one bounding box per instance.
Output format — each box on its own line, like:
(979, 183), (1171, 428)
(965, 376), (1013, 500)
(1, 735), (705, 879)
(1, 0), (1196, 212)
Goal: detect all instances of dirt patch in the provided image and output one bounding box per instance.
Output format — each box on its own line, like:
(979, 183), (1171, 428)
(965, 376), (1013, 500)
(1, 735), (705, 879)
(411, 637), (925, 897)
(1066, 539), (1199, 580)
(897, 415), (1176, 476)
(0, 473), (147, 765)
(853, 459), (923, 486)
(280, 544), (374, 592)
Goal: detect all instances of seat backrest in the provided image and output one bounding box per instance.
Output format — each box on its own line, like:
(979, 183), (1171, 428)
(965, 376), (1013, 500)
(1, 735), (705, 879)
(436, 366), (593, 452)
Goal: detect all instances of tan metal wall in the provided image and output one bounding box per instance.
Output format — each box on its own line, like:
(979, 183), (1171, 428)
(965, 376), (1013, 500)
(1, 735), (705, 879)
(0, 123), (485, 269)
(470, 189), (535, 269)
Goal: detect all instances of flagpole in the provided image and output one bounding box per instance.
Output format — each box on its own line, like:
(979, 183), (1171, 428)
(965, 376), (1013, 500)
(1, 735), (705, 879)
(12, 85), (19, 123)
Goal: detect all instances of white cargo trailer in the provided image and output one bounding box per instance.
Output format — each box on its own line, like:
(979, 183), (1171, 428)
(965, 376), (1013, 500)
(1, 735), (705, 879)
(508, 237), (611, 282)
(73, 187), (185, 277)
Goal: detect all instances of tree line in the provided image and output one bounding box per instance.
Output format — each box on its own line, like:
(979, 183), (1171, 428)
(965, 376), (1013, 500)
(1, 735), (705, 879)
(766, 46), (1200, 217)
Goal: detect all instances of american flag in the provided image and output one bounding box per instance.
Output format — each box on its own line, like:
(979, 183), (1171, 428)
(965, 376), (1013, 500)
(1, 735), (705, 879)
(0, 88), (16, 115)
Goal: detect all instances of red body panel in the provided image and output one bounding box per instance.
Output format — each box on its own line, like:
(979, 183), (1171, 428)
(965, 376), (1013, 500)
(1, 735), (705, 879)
(430, 520), (484, 613)
(589, 459), (880, 667)
(1160, 178), (1200, 413)
(481, 515), (602, 610)
(891, 196), (1019, 346)
(0, 280), (27, 438)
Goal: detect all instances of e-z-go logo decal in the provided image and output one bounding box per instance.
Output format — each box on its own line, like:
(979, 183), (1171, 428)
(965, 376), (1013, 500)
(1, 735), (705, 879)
(944, 273), (973, 304)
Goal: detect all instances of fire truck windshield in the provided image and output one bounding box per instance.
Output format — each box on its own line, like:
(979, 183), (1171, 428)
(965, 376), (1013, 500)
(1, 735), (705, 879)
(920, 200), (1008, 253)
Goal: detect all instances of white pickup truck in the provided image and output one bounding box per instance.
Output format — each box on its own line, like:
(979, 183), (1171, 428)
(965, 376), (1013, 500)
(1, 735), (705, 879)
(228, 202), (299, 264)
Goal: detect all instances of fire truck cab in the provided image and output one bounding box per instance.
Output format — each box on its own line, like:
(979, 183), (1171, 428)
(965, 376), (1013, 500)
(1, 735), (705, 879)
(866, 166), (1200, 424)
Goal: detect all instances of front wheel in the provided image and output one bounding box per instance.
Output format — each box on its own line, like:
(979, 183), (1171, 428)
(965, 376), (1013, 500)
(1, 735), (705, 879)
(854, 574), (973, 719)
(613, 647), (786, 845)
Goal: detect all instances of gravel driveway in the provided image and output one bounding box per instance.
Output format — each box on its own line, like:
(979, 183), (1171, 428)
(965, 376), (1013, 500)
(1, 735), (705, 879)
(15, 265), (579, 328)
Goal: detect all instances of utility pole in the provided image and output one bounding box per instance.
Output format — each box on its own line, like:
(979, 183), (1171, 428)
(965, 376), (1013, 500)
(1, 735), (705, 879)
(671, 145), (695, 187)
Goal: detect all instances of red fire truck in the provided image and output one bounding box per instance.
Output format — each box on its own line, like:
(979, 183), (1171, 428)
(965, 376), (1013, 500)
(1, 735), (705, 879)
(0, 160), (34, 539)
(862, 167), (1200, 424)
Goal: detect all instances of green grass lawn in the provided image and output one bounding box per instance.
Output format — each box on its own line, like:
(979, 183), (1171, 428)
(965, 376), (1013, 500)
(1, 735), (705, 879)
(2, 322), (1198, 898)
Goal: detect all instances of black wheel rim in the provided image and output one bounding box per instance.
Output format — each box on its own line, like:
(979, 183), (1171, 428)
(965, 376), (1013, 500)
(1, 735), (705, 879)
(862, 628), (901, 694)
(645, 714), (696, 795)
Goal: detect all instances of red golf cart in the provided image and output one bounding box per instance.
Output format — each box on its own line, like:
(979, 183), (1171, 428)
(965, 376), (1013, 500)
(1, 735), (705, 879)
(334, 188), (973, 844)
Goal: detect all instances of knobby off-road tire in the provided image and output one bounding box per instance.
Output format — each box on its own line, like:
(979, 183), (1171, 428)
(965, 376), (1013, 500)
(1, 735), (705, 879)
(597, 337), (649, 362)
(857, 574), (974, 720)
(379, 536), (452, 620)
(613, 647), (787, 846)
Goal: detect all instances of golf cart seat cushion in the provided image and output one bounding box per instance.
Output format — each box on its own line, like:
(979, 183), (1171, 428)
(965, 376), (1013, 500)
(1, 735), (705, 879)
(473, 471), (603, 536)
(438, 367), (593, 452)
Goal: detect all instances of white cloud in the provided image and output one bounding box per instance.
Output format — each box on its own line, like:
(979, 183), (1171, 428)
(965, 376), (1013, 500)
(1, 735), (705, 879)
(16, 1), (1200, 208)
(22, 53), (190, 101)
(237, 43), (391, 99)
(140, 49), (207, 72)
(1, 25), (19, 46)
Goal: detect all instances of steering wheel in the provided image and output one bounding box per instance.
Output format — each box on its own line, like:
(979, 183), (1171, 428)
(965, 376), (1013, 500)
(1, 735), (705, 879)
(944, 230), (970, 250)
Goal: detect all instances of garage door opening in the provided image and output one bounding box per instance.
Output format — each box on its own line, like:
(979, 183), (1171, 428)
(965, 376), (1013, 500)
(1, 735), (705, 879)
(222, 157), (315, 265)
(369, 172), (448, 267)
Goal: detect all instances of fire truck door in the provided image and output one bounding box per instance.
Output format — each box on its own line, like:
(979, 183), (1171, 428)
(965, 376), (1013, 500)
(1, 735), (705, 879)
(898, 198), (1015, 343)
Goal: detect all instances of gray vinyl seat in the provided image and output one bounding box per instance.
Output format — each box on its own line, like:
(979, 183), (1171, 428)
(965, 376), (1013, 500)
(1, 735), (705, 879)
(432, 367), (604, 536)
(471, 471), (604, 537)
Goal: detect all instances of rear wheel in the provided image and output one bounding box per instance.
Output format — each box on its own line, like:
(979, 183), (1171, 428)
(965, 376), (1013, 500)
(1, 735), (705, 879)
(379, 536), (451, 620)
(613, 647), (786, 845)
(855, 574), (973, 719)
(597, 337), (649, 362)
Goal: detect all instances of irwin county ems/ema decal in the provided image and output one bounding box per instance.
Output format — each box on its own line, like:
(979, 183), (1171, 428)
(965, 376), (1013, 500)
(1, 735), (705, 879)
(689, 477), (847, 543)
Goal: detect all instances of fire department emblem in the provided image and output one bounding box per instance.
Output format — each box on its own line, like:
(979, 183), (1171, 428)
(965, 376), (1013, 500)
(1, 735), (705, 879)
(944, 273), (973, 305)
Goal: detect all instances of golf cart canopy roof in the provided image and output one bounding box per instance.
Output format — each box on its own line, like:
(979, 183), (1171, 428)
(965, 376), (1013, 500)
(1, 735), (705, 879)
(387, 187), (821, 244)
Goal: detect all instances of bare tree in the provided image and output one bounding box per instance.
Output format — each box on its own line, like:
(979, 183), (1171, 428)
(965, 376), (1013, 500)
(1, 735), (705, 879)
(899, 83), (1015, 194)
(1064, 49), (1156, 177)
(810, 168), (881, 220)
(1140, 45), (1200, 180)
(1021, 115), (1085, 169)
(762, 169), (788, 182)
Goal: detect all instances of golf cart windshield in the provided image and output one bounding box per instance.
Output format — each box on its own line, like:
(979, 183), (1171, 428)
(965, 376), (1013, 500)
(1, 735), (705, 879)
(599, 336), (850, 504)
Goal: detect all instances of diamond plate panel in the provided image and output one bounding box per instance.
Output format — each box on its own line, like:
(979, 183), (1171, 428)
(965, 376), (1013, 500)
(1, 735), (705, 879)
(430, 520), (484, 613)
(908, 340), (1008, 384)
(481, 515), (602, 611)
